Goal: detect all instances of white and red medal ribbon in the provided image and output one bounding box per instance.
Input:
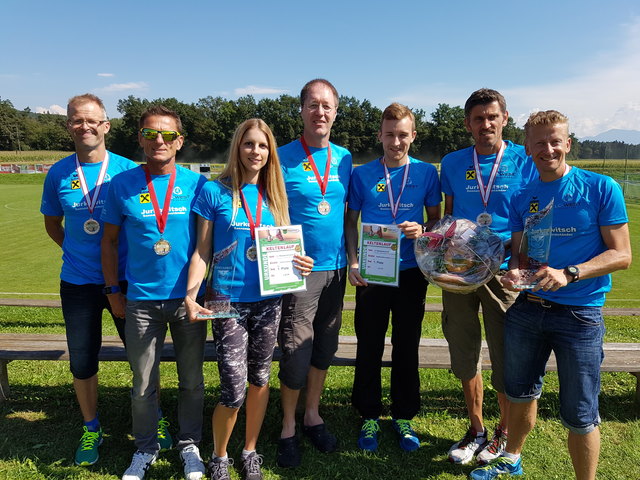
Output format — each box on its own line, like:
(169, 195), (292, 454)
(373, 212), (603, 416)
(239, 186), (263, 240)
(300, 137), (332, 198)
(382, 158), (410, 223)
(472, 141), (505, 209)
(75, 152), (109, 216)
(143, 165), (176, 235)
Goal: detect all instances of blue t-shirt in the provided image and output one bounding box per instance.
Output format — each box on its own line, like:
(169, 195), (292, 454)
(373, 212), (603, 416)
(40, 152), (137, 285)
(101, 165), (207, 301)
(194, 181), (278, 302)
(440, 141), (537, 241)
(279, 139), (352, 271)
(508, 167), (628, 307)
(348, 157), (441, 270)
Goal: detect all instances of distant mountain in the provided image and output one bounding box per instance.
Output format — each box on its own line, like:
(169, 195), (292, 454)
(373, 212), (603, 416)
(580, 129), (640, 144)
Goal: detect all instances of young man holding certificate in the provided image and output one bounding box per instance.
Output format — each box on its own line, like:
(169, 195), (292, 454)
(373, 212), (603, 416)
(346, 103), (441, 452)
(439, 89), (537, 466)
(101, 105), (208, 480)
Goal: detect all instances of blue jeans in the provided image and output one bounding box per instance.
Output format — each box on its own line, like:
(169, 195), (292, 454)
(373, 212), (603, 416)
(125, 298), (207, 453)
(60, 280), (127, 379)
(504, 294), (604, 434)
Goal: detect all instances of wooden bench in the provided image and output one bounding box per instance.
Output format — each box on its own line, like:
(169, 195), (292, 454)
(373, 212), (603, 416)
(1, 333), (639, 406)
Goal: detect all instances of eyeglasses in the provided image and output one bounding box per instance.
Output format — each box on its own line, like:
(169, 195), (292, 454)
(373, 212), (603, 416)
(305, 103), (335, 113)
(68, 119), (109, 128)
(139, 128), (182, 142)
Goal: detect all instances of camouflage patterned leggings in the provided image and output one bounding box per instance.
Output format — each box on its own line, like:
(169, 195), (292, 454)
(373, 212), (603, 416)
(211, 297), (282, 408)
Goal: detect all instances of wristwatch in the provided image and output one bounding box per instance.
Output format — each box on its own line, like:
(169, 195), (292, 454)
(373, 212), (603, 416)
(102, 285), (121, 295)
(564, 265), (580, 283)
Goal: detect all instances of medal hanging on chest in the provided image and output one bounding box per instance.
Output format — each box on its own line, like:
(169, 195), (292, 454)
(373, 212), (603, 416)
(75, 152), (109, 235)
(300, 137), (332, 216)
(239, 186), (263, 262)
(143, 165), (176, 256)
(472, 142), (505, 227)
(382, 158), (410, 224)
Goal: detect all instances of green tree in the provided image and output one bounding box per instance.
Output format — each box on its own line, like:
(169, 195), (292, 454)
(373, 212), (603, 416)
(427, 103), (472, 160)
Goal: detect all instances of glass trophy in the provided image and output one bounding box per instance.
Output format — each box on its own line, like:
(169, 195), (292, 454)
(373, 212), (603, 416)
(196, 240), (240, 320)
(514, 198), (554, 289)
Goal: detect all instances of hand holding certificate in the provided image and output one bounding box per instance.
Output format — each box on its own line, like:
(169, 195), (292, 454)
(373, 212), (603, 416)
(358, 223), (401, 287)
(255, 225), (309, 296)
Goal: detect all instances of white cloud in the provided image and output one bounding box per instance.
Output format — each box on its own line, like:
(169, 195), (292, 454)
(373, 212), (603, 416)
(391, 17), (640, 138)
(234, 85), (288, 96)
(503, 18), (640, 137)
(97, 73), (114, 77)
(94, 82), (149, 93)
(35, 104), (66, 115)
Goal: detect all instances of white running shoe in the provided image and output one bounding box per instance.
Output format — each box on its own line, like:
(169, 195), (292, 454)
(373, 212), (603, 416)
(180, 444), (205, 480)
(122, 451), (157, 480)
(476, 427), (507, 465)
(448, 427), (488, 465)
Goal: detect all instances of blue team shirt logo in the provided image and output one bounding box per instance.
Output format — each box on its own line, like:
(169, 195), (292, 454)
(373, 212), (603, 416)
(71, 179), (81, 189)
(302, 162), (312, 171)
(466, 170), (476, 180)
(139, 192), (151, 203)
(529, 200), (539, 213)
(376, 182), (386, 192)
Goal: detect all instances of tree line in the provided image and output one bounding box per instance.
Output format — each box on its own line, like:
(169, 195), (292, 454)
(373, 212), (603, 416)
(2, 96), (639, 163)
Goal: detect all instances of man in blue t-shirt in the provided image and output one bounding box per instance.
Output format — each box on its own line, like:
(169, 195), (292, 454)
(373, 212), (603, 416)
(346, 103), (441, 453)
(470, 111), (631, 480)
(440, 89), (538, 466)
(101, 106), (207, 480)
(276, 79), (352, 468)
(40, 93), (137, 467)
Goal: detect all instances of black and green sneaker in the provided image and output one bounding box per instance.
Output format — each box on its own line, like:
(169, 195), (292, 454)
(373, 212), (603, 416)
(157, 417), (173, 450)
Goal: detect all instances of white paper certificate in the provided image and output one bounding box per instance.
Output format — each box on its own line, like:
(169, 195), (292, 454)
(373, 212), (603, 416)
(255, 225), (307, 296)
(359, 223), (401, 287)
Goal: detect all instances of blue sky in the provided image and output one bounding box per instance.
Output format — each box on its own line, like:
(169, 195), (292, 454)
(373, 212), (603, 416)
(2, 0), (639, 138)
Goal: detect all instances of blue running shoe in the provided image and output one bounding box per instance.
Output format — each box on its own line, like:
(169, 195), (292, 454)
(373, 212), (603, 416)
(358, 418), (380, 452)
(392, 419), (420, 452)
(469, 456), (523, 479)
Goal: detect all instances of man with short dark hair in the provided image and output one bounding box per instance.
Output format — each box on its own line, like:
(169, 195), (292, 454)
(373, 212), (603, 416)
(101, 105), (208, 480)
(470, 110), (631, 480)
(276, 79), (352, 467)
(439, 88), (537, 465)
(346, 102), (441, 452)
(41, 93), (137, 466)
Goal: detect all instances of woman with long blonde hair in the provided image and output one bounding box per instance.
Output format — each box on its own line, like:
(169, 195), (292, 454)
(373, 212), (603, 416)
(185, 118), (313, 480)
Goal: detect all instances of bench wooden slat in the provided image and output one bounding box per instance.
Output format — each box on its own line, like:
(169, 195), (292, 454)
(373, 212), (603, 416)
(1, 333), (639, 405)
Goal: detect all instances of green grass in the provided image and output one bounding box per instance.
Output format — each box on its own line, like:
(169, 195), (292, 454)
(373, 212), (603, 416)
(0, 306), (639, 480)
(0, 166), (639, 479)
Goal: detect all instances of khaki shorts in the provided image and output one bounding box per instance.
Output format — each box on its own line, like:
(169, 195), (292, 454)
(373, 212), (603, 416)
(441, 275), (517, 392)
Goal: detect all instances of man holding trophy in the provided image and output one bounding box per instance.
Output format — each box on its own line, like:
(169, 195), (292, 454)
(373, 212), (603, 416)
(470, 110), (631, 480)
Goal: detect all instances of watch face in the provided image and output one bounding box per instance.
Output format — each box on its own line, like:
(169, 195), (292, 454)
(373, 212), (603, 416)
(568, 266), (579, 275)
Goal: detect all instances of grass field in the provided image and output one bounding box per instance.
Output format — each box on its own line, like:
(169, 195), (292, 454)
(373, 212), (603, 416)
(1, 173), (638, 306)
(0, 168), (639, 479)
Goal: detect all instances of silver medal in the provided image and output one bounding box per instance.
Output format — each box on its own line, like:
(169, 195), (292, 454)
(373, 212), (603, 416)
(153, 239), (171, 256)
(83, 218), (100, 235)
(476, 212), (493, 226)
(317, 200), (331, 215)
(246, 245), (257, 262)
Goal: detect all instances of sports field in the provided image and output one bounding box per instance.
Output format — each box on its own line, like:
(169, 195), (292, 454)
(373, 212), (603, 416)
(0, 172), (639, 480)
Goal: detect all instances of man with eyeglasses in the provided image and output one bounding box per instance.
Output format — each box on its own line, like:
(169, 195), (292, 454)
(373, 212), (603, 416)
(41, 93), (137, 467)
(276, 79), (352, 467)
(101, 105), (208, 480)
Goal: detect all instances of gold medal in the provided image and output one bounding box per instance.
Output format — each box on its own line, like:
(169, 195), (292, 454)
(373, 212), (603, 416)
(153, 239), (171, 256)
